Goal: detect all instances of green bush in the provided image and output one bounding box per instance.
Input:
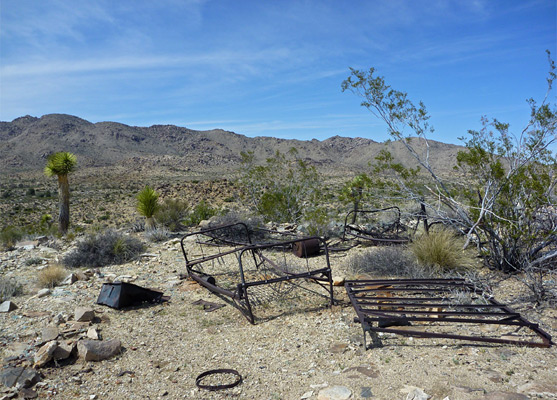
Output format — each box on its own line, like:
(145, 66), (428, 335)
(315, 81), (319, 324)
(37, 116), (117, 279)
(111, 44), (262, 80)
(186, 200), (218, 226)
(410, 227), (475, 273)
(63, 229), (145, 268)
(155, 198), (188, 231)
(0, 277), (23, 302)
(0, 226), (23, 249)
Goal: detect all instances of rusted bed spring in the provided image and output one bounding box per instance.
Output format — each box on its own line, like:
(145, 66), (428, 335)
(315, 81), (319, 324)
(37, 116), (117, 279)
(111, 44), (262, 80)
(181, 224), (334, 324)
(345, 278), (553, 348)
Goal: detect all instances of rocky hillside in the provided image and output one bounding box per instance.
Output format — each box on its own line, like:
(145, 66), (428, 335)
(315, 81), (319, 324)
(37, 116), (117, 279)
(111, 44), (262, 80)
(0, 114), (463, 175)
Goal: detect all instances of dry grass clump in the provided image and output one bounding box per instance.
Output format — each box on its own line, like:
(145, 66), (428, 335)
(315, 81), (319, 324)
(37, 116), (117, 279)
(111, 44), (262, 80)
(37, 264), (67, 288)
(0, 277), (24, 302)
(410, 227), (475, 273)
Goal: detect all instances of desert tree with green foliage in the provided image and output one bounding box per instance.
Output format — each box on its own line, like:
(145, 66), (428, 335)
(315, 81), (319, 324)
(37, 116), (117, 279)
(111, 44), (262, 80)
(343, 52), (557, 282)
(239, 148), (322, 224)
(136, 185), (160, 230)
(44, 151), (77, 234)
(339, 173), (374, 224)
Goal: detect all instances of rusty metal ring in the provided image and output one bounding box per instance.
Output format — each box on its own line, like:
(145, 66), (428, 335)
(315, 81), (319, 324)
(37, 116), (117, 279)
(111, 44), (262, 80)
(195, 369), (242, 391)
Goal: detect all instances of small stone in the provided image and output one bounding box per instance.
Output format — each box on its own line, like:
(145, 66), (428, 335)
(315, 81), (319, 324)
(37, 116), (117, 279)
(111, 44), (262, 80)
(332, 276), (345, 286)
(360, 387), (373, 398)
(400, 385), (431, 400)
(89, 395), (98, 400)
(317, 386), (352, 400)
(300, 391), (313, 399)
(53, 313), (65, 325)
(86, 327), (100, 340)
(0, 301), (17, 313)
(34, 341), (58, 368)
(329, 343), (348, 354)
(37, 289), (51, 298)
(78, 339), (121, 361)
(484, 369), (503, 383)
(41, 326), (59, 343)
(62, 273), (78, 285)
(74, 307), (95, 322)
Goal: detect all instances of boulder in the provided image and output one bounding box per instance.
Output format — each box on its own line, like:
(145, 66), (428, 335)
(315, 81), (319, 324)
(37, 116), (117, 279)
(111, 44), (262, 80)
(78, 339), (121, 361)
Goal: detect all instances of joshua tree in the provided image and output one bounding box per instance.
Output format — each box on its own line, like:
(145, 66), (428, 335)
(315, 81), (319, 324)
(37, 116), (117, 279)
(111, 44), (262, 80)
(137, 185), (160, 230)
(44, 152), (77, 234)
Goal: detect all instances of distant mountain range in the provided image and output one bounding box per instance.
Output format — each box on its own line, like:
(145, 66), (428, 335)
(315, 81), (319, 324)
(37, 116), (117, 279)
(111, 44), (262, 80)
(0, 114), (463, 175)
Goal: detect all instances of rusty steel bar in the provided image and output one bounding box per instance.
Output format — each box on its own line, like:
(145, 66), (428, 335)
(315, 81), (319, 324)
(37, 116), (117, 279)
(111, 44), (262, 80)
(345, 279), (553, 348)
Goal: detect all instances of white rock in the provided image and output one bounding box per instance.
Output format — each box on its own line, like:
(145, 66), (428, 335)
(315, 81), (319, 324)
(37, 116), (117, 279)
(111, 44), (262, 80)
(301, 391), (314, 399)
(317, 386), (352, 400)
(37, 288), (51, 298)
(74, 307), (95, 322)
(87, 327), (100, 340)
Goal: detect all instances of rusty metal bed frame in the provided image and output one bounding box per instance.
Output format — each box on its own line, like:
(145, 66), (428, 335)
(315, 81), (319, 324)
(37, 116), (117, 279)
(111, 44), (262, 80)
(181, 223), (334, 324)
(345, 278), (553, 348)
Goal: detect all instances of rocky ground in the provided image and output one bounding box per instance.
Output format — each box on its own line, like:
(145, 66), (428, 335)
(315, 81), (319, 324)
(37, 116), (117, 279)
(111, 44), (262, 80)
(1, 234), (557, 400)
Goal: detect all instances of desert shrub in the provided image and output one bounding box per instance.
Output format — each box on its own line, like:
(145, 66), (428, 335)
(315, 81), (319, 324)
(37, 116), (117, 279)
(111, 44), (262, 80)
(0, 277), (23, 302)
(410, 227), (475, 273)
(155, 198), (188, 231)
(24, 257), (43, 266)
(347, 246), (431, 278)
(26, 188), (36, 196)
(37, 264), (67, 288)
(0, 226), (23, 249)
(206, 210), (266, 243)
(145, 227), (170, 242)
(239, 148), (322, 224)
(186, 200), (219, 226)
(302, 206), (332, 237)
(63, 229), (145, 268)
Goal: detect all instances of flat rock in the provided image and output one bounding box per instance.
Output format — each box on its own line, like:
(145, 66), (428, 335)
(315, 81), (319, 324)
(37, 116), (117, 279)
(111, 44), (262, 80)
(0, 367), (41, 388)
(78, 339), (121, 361)
(0, 301), (17, 313)
(74, 307), (95, 322)
(317, 386), (352, 400)
(481, 392), (529, 400)
(332, 276), (345, 286)
(41, 326), (59, 343)
(33, 341), (57, 368)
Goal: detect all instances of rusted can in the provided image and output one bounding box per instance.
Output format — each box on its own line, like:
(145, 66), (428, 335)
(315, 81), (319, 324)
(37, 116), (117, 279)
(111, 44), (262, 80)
(292, 238), (320, 258)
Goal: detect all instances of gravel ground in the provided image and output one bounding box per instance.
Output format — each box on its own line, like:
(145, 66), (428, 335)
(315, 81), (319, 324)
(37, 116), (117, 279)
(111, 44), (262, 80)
(1, 237), (556, 400)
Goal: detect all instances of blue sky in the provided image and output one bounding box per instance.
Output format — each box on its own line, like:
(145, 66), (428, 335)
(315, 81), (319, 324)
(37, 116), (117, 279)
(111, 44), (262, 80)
(1, 0), (555, 144)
